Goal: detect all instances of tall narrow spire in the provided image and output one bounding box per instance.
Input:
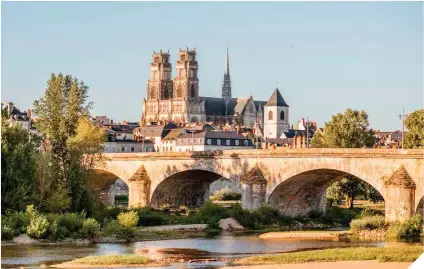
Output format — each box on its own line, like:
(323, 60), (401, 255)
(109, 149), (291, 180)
(225, 44), (230, 75)
(222, 44), (232, 115)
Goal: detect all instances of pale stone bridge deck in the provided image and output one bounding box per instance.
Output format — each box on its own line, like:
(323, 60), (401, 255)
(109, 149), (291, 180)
(94, 148), (424, 223)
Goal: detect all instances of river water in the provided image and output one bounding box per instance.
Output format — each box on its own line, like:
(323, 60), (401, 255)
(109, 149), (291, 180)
(1, 233), (398, 269)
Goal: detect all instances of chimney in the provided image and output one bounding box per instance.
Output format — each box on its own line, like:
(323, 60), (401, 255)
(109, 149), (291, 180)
(26, 109), (31, 119)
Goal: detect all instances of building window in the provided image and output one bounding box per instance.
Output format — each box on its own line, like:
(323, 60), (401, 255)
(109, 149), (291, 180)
(217, 139), (221, 145)
(244, 140), (248, 146)
(226, 140), (230, 146)
(177, 86), (183, 98)
(131, 147), (134, 152)
(207, 139), (211, 145)
(268, 111), (273, 120)
(121, 147), (125, 152)
(280, 111), (285, 120)
(235, 140), (239, 146)
(191, 85), (196, 97)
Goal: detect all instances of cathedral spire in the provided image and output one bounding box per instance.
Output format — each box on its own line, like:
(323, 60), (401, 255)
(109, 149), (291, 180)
(225, 44), (230, 75)
(222, 44), (232, 115)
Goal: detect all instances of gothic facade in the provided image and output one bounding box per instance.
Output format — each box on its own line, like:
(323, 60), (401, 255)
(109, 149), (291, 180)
(141, 47), (287, 130)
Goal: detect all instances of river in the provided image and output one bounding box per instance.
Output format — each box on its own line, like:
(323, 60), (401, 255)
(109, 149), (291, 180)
(1, 233), (398, 269)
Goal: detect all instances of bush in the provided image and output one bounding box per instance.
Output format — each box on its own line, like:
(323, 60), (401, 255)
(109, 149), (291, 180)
(79, 218), (101, 239)
(48, 221), (69, 240)
(350, 215), (385, 231)
(179, 205), (190, 215)
(195, 202), (229, 223)
(3, 211), (29, 234)
(94, 207), (126, 224)
(386, 214), (423, 239)
(254, 206), (280, 226)
(210, 187), (242, 201)
(27, 214), (49, 239)
(103, 220), (122, 236)
(26, 205), (50, 239)
(117, 211), (139, 229)
(52, 212), (85, 235)
(323, 207), (360, 226)
(1, 224), (16, 241)
(229, 204), (257, 229)
(138, 214), (165, 226)
(359, 208), (383, 218)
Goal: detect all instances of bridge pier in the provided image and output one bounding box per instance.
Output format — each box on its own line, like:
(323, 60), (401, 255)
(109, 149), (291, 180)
(241, 166), (267, 210)
(127, 166), (151, 208)
(383, 165), (416, 223)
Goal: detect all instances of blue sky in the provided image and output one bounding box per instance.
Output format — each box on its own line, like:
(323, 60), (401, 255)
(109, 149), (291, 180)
(2, 1), (423, 130)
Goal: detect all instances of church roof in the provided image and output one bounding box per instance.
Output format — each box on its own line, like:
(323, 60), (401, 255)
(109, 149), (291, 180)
(265, 88), (289, 107)
(203, 97), (266, 117)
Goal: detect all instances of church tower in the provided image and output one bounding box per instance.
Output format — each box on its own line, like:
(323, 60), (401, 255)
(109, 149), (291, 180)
(173, 48), (199, 99)
(143, 50), (174, 125)
(264, 88), (290, 139)
(147, 50), (173, 101)
(221, 46), (232, 115)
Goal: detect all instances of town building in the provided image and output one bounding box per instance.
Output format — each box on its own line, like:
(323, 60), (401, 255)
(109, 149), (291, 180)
(175, 130), (254, 152)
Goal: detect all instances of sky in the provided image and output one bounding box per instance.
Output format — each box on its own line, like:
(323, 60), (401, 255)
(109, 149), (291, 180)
(1, 1), (423, 131)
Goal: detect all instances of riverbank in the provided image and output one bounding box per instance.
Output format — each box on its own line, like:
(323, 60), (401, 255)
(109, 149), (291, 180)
(222, 261), (413, 269)
(232, 246), (423, 265)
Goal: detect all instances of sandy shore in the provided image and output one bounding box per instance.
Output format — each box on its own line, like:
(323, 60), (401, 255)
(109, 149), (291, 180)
(259, 231), (351, 240)
(221, 260), (412, 269)
(143, 224), (207, 231)
(51, 262), (167, 268)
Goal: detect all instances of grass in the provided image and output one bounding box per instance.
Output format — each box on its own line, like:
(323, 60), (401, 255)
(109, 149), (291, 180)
(350, 215), (386, 231)
(70, 255), (153, 265)
(234, 246), (424, 265)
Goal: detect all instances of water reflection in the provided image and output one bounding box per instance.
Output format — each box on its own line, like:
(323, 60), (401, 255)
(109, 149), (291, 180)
(1, 234), (419, 269)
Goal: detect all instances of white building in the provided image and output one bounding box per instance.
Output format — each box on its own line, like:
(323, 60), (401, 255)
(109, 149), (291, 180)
(103, 139), (154, 153)
(263, 88), (290, 139)
(175, 130), (254, 152)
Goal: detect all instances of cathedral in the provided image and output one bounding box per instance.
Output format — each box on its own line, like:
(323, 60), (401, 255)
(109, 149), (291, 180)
(141, 47), (290, 137)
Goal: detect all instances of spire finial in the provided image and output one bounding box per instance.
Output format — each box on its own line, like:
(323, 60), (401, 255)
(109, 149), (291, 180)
(225, 43), (229, 75)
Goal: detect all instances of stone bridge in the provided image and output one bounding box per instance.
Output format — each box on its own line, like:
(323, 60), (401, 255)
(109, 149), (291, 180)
(93, 148), (423, 223)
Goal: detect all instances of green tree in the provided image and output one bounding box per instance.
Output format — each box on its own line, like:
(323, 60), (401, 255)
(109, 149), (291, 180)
(319, 108), (375, 148)
(310, 131), (325, 148)
(404, 109), (424, 149)
(32, 73), (101, 212)
(1, 105), (38, 213)
(319, 108), (378, 208)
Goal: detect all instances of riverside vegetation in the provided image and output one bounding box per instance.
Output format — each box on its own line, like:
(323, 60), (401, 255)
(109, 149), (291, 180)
(2, 201), (409, 242)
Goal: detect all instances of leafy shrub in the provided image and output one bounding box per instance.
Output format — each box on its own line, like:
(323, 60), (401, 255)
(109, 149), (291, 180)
(138, 214), (165, 226)
(3, 211), (29, 234)
(1, 224), (16, 241)
(387, 214), (423, 239)
(254, 206), (280, 226)
(137, 207), (155, 215)
(103, 220), (122, 236)
(323, 207), (360, 226)
(359, 208), (384, 218)
(350, 215), (385, 231)
(26, 205), (50, 239)
(210, 187), (242, 201)
(27, 214), (49, 239)
(307, 210), (324, 219)
(94, 207), (126, 224)
(179, 205), (190, 215)
(79, 218), (101, 239)
(117, 211), (139, 229)
(54, 212), (85, 235)
(195, 202), (229, 223)
(229, 204), (257, 229)
(48, 221), (69, 240)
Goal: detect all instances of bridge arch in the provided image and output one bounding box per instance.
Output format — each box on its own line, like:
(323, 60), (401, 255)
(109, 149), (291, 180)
(267, 168), (385, 216)
(87, 169), (128, 207)
(150, 169), (231, 208)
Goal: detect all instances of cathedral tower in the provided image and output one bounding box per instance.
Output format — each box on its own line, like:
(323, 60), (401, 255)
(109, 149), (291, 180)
(147, 50), (173, 100)
(222, 46), (232, 115)
(173, 48), (199, 99)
